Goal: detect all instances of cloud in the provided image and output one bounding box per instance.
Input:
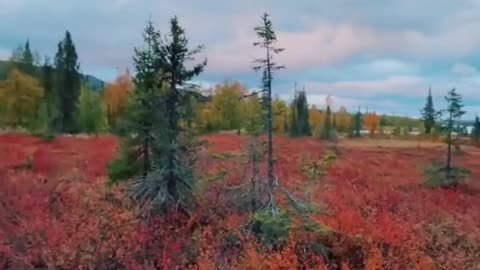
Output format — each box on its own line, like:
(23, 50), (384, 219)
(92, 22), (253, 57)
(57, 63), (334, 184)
(303, 76), (425, 98)
(451, 63), (479, 78)
(359, 59), (418, 74)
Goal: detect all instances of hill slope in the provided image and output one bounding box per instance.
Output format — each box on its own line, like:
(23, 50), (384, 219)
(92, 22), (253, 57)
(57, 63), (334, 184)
(0, 60), (105, 91)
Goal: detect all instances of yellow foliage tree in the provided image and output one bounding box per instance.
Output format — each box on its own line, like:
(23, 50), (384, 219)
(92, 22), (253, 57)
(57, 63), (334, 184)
(334, 106), (352, 133)
(272, 96), (289, 133)
(309, 105), (326, 137)
(0, 68), (43, 127)
(104, 68), (134, 127)
(195, 82), (246, 132)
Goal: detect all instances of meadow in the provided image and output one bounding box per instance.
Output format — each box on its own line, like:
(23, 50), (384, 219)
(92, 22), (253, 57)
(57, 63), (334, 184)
(1, 133), (479, 269)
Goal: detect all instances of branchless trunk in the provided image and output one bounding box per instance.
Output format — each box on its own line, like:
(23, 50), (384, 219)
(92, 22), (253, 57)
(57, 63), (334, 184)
(446, 113), (452, 173)
(167, 75), (179, 203)
(266, 44), (277, 213)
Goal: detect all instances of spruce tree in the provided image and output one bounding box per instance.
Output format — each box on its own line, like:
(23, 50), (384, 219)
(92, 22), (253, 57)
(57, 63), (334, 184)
(130, 17), (207, 213)
(352, 109), (362, 137)
(421, 87), (436, 134)
(21, 39), (35, 75)
(54, 31), (81, 133)
(321, 105), (333, 140)
(444, 88), (465, 172)
(109, 21), (164, 183)
(472, 116), (480, 141)
(253, 13), (285, 213)
(288, 89), (311, 137)
(41, 57), (59, 132)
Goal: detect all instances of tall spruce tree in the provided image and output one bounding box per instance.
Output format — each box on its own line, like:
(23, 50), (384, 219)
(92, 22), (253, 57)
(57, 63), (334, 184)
(41, 57), (59, 132)
(21, 39), (35, 75)
(444, 88), (465, 172)
(253, 13), (285, 213)
(108, 21), (164, 184)
(289, 89), (311, 137)
(473, 116), (480, 141)
(130, 17), (207, 213)
(421, 87), (436, 134)
(352, 108), (362, 137)
(321, 105), (333, 140)
(54, 31), (81, 133)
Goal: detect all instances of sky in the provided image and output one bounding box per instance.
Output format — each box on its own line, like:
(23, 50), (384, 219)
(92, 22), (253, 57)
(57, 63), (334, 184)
(1, 0), (480, 119)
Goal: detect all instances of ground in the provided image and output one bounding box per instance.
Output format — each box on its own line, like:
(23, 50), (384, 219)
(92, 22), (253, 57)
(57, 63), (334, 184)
(0, 133), (479, 269)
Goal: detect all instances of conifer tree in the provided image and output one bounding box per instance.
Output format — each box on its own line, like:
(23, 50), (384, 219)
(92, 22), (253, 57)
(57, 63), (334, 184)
(130, 17), (207, 213)
(109, 21), (164, 183)
(54, 31), (81, 133)
(42, 57), (59, 132)
(351, 108), (362, 138)
(444, 88), (465, 172)
(472, 115), (480, 141)
(253, 13), (285, 213)
(321, 105), (333, 140)
(421, 87), (436, 134)
(22, 40), (34, 75)
(289, 88), (311, 137)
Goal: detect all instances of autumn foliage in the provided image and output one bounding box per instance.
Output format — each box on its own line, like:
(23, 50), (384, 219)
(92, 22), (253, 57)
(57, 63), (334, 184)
(1, 133), (479, 269)
(104, 69), (134, 127)
(364, 112), (380, 135)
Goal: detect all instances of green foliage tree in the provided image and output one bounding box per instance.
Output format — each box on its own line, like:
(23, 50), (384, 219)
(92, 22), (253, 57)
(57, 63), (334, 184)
(421, 87), (436, 134)
(76, 85), (106, 134)
(443, 88), (465, 172)
(55, 31), (81, 133)
(253, 13), (285, 213)
(289, 89), (311, 137)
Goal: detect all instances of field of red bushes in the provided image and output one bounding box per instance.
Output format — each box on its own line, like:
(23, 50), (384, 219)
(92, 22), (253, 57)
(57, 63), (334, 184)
(0, 133), (479, 269)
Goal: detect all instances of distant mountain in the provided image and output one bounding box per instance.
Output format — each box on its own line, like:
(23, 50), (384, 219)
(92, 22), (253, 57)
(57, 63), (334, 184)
(0, 60), (105, 91)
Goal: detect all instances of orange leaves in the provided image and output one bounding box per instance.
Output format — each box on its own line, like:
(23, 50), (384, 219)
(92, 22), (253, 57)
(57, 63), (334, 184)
(364, 112), (380, 135)
(104, 68), (133, 125)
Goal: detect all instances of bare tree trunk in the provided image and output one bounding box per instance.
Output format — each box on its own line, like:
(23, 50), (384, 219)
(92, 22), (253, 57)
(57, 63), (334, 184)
(446, 114), (452, 173)
(250, 136), (259, 211)
(265, 47), (277, 214)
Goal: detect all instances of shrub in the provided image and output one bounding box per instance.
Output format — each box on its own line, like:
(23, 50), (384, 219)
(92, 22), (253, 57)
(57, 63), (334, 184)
(107, 148), (141, 185)
(251, 210), (291, 248)
(423, 160), (470, 188)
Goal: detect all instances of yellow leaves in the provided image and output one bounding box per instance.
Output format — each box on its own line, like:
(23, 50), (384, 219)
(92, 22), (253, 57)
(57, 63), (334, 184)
(309, 107), (326, 137)
(196, 81), (247, 132)
(335, 107), (352, 132)
(0, 68), (44, 127)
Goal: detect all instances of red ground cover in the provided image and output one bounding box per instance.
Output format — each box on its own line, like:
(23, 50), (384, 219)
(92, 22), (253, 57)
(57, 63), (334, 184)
(0, 133), (479, 269)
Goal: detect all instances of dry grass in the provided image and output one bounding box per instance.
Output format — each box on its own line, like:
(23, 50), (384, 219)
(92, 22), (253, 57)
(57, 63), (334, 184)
(339, 138), (444, 149)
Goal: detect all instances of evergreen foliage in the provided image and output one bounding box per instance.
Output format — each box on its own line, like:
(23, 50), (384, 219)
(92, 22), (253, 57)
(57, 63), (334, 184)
(289, 89), (311, 137)
(421, 87), (436, 134)
(54, 31), (81, 133)
(253, 13), (285, 214)
(443, 88), (465, 173)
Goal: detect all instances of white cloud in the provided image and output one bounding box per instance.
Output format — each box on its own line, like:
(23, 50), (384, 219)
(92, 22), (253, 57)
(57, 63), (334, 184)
(303, 76), (426, 98)
(360, 59), (417, 74)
